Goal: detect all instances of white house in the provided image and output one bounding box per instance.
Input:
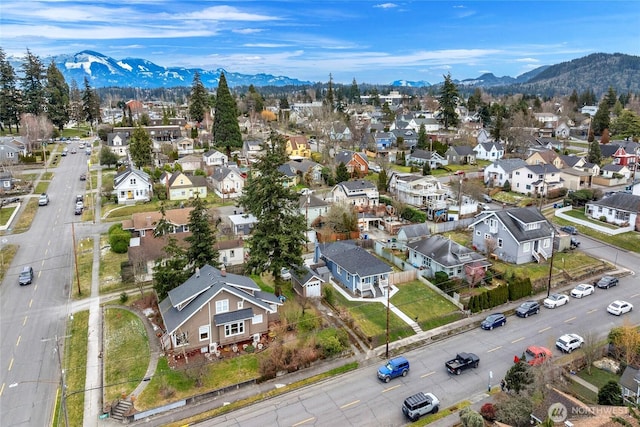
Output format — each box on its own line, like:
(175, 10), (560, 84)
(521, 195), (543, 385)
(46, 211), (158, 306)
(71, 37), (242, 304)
(474, 141), (505, 161)
(388, 173), (448, 208)
(484, 158), (527, 188)
(331, 179), (379, 208)
(585, 193), (640, 229)
(510, 164), (562, 196)
(209, 166), (245, 199)
(406, 149), (447, 169)
(113, 168), (153, 204)
(203, 150), (228, 167)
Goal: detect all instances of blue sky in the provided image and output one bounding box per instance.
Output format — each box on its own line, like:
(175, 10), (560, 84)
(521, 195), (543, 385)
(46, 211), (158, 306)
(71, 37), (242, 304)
(2, 1), (639, 85)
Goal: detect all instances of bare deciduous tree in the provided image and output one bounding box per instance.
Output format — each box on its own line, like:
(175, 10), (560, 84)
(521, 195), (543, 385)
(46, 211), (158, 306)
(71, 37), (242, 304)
(20, 113), (53, 152)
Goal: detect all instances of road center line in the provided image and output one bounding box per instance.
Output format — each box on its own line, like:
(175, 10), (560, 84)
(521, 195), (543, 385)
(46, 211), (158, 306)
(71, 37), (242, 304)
(292, 417), (315, 426)
(29, 299), (33, 308)
(487, 346), (502, 353)
(630, 293), (640, 298)
(8, 358), (14, 371)
(564, 317), (577, 323)
(538, 327), (551, 333)
(421, 371), (435, 378)
(340, 400), (360, 409)
(23, 316), (28, 326)
(587, 309), (598, 314)
(16, 336), (20, 347)
(0, 383), (4, 397)
(511, 337), (524, 343)
(382, 384), (401, 393)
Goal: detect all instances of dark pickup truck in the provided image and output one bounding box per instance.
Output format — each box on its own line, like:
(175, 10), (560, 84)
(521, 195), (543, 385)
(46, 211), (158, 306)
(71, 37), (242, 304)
(445, 352), (480, 375)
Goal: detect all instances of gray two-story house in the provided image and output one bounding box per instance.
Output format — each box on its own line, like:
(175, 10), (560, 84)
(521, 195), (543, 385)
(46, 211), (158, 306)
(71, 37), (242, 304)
(469, 207), (554, 265)
(407, 235), (489, 281)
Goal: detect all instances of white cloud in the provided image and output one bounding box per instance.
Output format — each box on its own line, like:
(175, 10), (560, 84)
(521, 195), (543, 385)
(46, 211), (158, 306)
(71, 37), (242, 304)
(243, 43), (291, 48)
(515, 57), (540, 63)
(374, 3), (398, 9)
(233, 28), (263, 35)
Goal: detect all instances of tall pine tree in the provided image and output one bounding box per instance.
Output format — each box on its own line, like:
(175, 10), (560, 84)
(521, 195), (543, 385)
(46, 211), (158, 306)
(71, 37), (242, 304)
(20, 49), (46, 115)
(0, 48), (20, 133)
(238, 132), (307, 293)
(437, 73), (460, 130)
(184, 196), (219, 270)
(212, 72), (242, 149)
(45, 61), (70, 131)
(129, 124), (152, 168)
(189, 71), (208, 124)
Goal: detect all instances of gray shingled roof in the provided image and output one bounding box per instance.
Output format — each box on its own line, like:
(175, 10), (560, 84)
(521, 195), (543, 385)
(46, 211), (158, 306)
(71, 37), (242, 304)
(589, 193), (640, 212)
(619, 366), (640, 392)
(398, 223), (430, 239)
(407, 235), (486, 267)
(449, 145), (475, 155)
(318, 241), (392, 277)
(490, 158), (527, 173)
(335, 150), (357, 165)
(340, 179), (376, 191)
(214, 308), (254, 326)
(494, 207), (554, 243)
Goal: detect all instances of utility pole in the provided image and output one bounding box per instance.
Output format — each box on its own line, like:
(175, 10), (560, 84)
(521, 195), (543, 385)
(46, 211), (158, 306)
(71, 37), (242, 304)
(546, 232), (555, 297)
(385, 284), (390, 358)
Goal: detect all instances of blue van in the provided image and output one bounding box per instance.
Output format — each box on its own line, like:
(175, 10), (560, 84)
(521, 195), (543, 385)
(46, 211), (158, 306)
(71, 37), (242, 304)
(377, 356), (410, 382)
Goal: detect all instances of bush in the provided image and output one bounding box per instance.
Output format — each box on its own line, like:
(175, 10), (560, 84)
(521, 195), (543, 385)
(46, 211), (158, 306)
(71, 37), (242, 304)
(323, 286), (335, 306)
(315, 328), (349, 358)
(108, 223), (131, 254)
(119, 292), (129, 304)
(480, 403), (496, 421)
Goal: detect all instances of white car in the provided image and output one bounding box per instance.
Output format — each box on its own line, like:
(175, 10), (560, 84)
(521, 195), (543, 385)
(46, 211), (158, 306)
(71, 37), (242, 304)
(570, 284), (595, 298)
(607, 300), (633, 316)
(280, 267), (291, 280)
(556, 333), (584, 353)
(544, 293), (569, 308)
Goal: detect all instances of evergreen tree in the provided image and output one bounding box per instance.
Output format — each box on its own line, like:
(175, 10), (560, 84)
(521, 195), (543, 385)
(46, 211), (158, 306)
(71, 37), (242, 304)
(592, 102), (610, 135)
(377, 169), (388, 191)
(99, 145), (119, 168)
(278, 96), (290, 123)
(129, 124), (152, 168)
(597, 381), (623, 406)
(44, 61), (70, 131)
(569, 89), (579, 109)
(587, 139), (602, 165)
(349, 78), (361, 104)
(189, 71), (209, 123)
(437, 73), (460, 130)
(153, 205), (190, 299)
(237, 132), (307, 293)
(324, 74), (335, 113)
(212, 72), (242, 149)
(336, 162), (350, 183)
(417, 123), (428, 150)
(20, 49), (46, 115)
(246, 84), (264, 114)
(184, 195), (219, 270)
(422, 162), (431, 175)
(82, 77), (101, 126)
(504, 359), (534, 394)
(604, 86), (617, 109)
(611, 109), (640, 139)
(0, 48), (20, 133)
(68, 79), (83, 127)
(467, 88), (483, 113)
(381, 102), (395, 125)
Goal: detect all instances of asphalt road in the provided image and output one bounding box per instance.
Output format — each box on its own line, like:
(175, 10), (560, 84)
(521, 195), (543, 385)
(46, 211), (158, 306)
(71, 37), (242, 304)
(0, 144), (91, 426)
(201, 259), (639, 426)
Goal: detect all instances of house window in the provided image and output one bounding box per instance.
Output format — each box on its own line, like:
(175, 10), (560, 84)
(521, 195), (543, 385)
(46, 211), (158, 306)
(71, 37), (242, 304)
(484, 233), (491, 240)
(175, 331), (188, 347)
(497, 238), (503, 248)
(224, 322), (245, 337)
(130, 178), (137, 185)
(523, 242), (530, 253)
(252, 314), (263, 324)
(476, 230), (481, 236)
(237, 301), (243, 309)
(230, 250), (235, 258)
(199, 325), (210, 341)
(336, 265), (342, 275)
(215, 299), (229, 314)
(543, 238), (550, 248)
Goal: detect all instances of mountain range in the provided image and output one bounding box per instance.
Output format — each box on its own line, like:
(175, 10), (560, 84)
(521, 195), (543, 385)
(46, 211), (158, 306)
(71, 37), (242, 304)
(10, 50), (640, 96)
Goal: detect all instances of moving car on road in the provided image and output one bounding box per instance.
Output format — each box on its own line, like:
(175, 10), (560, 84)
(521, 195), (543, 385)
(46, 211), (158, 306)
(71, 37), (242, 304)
(445, 352), (479, 375)
(556, 334), (584, 353)
(570, 284), (594, 298)
(480, 313), (506, 330)
(38, 193), (49, 206)
(515, 301), (540, 318)
(18, 266), (34, 286)
(607, 300), (633, 316)
(544, 293), (569, 309)
(377, 356), (410, 383)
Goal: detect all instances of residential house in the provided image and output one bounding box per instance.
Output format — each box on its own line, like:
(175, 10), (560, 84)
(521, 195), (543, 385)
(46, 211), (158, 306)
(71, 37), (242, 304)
(105, 132), (129, 157)
(291, 266), (323, 298)
(203, 149), (228, 168)
(558, 155), (585, 169)
(581, 105), (598, 116)
(175, 154), (203, 173)
(334, 150), (369, 176)
(160, 171), (208, 201)
(158, 264), (282, 353)
(209, 166), (245, 199)
(373, 131), (394, 150)
(122, 207), (193, 238)
(277, 164), (299, 188)
(243, 139), (264, 161)
(227, 213), (258, 236)
(0, 137), (26, 164)
(555, 122), (571, 139)
(407, 235), (489, 281)
(510, 164), (562, 196)
(388, 173), (448, 212)
(331, 179), (379, 208)
(406, 149), (447, 169)
(286, 159), (323, 185)
(128, 233), (190, 282)
(582, 162), (601, 177)
(299, 193), (330, 227)
(525, 149), (563, 169)
(473, 141), (504, 161)
(314, 240), (391, 297)
(558, 168), (592, 191)
(534, 112), (559, 126)
(113, 168), (153, 204)
(585, 193), (640, 229)
(612, 146), (637, 167)
(329, 122), (352, 142)
(476, 129), (493, 144)
(0, 172), (14, 191)
(115, 125), (182, 142)
(620, 365), (640, 405)
(445, 145), (476, 165)
(406, 117), (439, 133)
(391, 128), (418, 150)
(175, 137), (195, 157)
(285, 135), (312, 159)
(469, 207), (555, 265)
(216, 239), (246, 267)
(483, 158), (527, 188)
(601, 163), (631, 180)
(396, 223), (430, 249)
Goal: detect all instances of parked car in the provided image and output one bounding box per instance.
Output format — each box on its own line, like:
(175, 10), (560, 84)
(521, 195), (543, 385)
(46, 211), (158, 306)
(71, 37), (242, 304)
(377, 356), (410, 383)
(1, 197), (20, 206)
(570, 283), (594, 298)
(280, 267), (291, 280)
(38, 193), (49, 206)
(543, 293), (569, 309)
(522, 345), (552, 366)
(75, 194), (84, 203)
(607, 300), (633, 316)
(560, 225), (578, 235)
(480, 313), (506, 330)
(556, 334), (584, 353)
(445, 352), (479, 375)
(79, 173), (86, 181)
(402, 392), (439, 422)
(569, 237), (580, 249)
(515, 301), (540, 318)
(482, 194), (493, 203)
(18, 266), (34, 286)
(596, 275), (619, 289)
(61, 148), (68, 156)
(70, 147), (77, 154)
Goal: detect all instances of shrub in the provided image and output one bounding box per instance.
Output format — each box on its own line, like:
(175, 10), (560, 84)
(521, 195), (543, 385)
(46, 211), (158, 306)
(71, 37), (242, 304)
(323, 286), (335, 306)
(119, 292), (129, 304)
(480, 403), (496, 421)
(108, 223), (131, 254)
(315, 328), (349, 358)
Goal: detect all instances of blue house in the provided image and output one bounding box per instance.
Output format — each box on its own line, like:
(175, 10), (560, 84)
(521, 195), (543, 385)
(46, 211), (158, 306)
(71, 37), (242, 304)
(314, 240), (392, 297)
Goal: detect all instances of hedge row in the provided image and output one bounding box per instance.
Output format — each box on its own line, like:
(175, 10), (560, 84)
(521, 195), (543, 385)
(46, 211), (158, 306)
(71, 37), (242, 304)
(467, 277), (532, 313)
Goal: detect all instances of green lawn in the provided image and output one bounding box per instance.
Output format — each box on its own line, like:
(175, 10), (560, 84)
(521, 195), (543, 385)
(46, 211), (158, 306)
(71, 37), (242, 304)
(391, 281), (463, 330)
(63, 310), (89, 427)
(577, 367), (620, 389)
(553, 214), (640, 253)
(103, 308), (150, 403)
(562, 208), (619, 229)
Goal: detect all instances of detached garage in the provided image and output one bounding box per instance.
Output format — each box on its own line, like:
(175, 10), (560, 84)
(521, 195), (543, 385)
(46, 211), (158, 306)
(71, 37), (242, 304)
(292, 267), (324, 298)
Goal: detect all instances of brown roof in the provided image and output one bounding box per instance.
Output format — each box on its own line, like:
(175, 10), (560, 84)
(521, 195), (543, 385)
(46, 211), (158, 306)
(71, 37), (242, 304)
(128, 233), (191, 264)
(214, 239), (245, 250)
(127, 207), (194, 231)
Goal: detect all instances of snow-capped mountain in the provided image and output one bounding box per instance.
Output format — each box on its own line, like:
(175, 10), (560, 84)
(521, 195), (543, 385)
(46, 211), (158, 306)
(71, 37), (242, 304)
(390, 79), (432, 87)
(52, 50), (314, 88)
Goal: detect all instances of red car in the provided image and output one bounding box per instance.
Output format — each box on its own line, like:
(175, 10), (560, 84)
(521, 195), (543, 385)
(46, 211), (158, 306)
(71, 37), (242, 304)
(520, 345), (552, 366)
